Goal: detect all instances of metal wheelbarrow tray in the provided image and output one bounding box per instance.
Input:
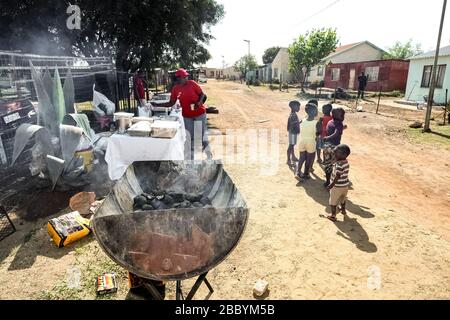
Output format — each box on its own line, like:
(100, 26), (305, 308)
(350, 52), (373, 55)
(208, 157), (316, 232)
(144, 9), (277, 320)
(92, 161), (249, 282)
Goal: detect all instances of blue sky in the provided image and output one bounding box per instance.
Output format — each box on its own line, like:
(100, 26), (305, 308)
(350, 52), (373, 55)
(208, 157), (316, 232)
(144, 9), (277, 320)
(205, 0), (450, 67)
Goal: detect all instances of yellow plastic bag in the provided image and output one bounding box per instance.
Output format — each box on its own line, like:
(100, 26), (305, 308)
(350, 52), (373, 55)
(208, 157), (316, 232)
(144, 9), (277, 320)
(47, 211), (91, 248)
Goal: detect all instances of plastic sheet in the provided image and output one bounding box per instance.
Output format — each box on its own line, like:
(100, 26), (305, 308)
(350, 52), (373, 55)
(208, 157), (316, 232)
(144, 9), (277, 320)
(30, 62), (59, 137)
(63, 68), (76, 114)
(53, 68), (66, 124)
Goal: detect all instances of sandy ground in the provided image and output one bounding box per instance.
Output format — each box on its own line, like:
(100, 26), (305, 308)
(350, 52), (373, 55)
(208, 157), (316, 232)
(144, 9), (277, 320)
(1, 79), (449, 300)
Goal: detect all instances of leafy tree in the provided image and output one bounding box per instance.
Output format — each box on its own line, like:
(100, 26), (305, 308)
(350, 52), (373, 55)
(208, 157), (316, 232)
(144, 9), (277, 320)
(262, 47), (281, 64)
(233, 55), (258, 79)
(288, 28), (338, 91)
(0, 0), (224, 72)
(384, 40), (423, 59)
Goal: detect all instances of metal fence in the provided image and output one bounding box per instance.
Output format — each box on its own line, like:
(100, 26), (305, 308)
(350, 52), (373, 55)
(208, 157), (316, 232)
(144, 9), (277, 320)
(0, 50), (142, 113)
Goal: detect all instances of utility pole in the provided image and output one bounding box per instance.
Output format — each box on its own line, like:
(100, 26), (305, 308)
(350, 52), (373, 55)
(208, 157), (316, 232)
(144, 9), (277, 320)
(424, 0), (447, 132)
(243, 40), (251, 82)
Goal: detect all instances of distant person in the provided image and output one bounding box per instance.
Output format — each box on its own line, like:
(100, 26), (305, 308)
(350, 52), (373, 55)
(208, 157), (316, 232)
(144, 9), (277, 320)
(357, 72), (368, 99)
(133, 70), (147, 107)
(327, 144), (351, 222)
(286, 101), (301, 166)
(316, 104), (333, 164)
(295, 103), (318, 182)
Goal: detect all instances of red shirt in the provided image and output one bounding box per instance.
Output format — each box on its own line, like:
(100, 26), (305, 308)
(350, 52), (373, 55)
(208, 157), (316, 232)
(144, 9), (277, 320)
(321, 115), (333, 138)
(170, 80), (206, 118)
(133, 75), (145, 100)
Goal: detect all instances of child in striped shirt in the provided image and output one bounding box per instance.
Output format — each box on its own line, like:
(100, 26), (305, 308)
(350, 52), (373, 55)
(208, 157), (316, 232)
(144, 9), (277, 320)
(327, 144), (351, 222)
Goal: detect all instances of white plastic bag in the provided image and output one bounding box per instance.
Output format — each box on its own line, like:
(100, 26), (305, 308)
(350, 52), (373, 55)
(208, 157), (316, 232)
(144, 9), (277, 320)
(93, 85), (115, 115)
(138, 103), (153, 117)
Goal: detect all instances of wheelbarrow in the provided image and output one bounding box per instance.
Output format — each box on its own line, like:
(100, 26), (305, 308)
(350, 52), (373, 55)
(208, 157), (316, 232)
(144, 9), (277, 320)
(91, 161), (249, 300)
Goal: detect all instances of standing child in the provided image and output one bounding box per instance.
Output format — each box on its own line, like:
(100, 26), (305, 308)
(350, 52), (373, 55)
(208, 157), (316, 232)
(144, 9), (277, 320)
(327, 144), (351, 222)
(295, 103), (318, 181)
(287, 101), (301, 166)
(324, 107), (346, 146)
(323, 107), (346, 187)
(316, 104), (333, 163)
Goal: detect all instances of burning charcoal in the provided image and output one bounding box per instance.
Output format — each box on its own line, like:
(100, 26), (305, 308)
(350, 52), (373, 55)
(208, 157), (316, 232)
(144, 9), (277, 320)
(134, 196), (147, 208)
(200, 196), (211, 206)
(186, 194), (202, 203)
(169, 193), (185, 203)
(193, 202), (203, 208)
(156, 195), (165, 201)
(162, 195), (174, 206)
(142, 204), (153, 211)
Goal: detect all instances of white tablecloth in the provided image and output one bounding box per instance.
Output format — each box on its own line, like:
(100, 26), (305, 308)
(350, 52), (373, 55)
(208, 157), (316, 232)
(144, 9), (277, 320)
(105, 113), (185, 180)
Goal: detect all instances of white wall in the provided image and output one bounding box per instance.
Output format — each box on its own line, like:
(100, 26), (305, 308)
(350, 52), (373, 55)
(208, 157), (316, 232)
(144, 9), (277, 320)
(309, 43), (384, 83)
(405, 56), (450, 103)
(328, 43), (384, 64)
(271, 48), (295, 82)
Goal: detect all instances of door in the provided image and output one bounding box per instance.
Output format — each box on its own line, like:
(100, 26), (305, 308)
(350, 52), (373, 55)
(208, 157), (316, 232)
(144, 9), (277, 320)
(349, 69), (356, 90)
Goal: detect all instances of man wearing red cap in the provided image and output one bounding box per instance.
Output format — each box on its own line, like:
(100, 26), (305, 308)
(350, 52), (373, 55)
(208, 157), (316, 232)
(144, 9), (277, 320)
(163, 68), (211, 159)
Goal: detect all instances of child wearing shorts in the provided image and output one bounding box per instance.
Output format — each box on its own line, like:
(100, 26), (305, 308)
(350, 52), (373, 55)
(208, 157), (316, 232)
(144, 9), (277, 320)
(287, 101), (301, 166)
(327, 144), (351, 222)
(295, 103), (318, 181)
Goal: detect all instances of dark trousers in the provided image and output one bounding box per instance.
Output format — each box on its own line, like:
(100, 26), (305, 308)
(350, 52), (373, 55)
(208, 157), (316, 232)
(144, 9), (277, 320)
(357, 88), (365, 99)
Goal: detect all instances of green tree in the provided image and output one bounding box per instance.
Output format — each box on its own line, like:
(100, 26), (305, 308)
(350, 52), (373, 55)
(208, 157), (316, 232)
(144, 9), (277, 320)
(233, 55), (258, 80)
(288, 28), (338, 91)
(384, 40), (423, 59)
(262, 47), (281, 64)
(0, 0), (224, 72)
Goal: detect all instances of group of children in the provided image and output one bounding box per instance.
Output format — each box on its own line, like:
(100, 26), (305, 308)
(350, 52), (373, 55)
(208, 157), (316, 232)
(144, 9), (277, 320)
(287, 99), (350, 222)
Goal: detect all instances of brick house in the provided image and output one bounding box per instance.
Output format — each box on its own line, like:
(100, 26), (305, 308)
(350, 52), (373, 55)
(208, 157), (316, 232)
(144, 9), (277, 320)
(324, 59), (410, 92)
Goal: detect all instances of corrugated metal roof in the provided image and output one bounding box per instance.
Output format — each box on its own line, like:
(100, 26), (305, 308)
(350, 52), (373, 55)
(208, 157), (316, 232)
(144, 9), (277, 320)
(410, 45), (450, 60)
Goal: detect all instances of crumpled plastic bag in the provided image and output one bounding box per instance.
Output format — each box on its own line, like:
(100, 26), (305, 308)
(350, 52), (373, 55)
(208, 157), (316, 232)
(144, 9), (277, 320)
(93, 85), (115, 116)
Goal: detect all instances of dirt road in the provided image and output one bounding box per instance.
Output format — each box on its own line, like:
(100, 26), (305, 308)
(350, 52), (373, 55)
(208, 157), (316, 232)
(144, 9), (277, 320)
(197, 80), (450, 299)
(1, 79), (449, 300)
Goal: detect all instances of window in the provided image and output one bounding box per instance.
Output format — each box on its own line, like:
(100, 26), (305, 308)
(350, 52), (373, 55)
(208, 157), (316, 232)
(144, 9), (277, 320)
(365, 66), (380, 82)
(422, 65), (447, 88)
(317, 65), (324, 76)
(273, 68), (278, 79)
(331, 68), (340, 81)
(437, 65), (446, 88)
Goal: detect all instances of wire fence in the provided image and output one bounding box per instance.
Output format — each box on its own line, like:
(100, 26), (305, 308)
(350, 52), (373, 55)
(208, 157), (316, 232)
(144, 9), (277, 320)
(0, 50), (144, 113)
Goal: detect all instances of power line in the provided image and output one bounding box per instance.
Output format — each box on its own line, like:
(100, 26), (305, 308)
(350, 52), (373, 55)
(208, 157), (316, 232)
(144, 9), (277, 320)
(292, 0), (343, 27)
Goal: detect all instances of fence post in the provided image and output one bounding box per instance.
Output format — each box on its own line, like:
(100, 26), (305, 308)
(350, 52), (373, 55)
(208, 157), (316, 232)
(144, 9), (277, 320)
(376, 86), (382, 115)
(333, 84), (337, 103)
(114, 70), (120, 111)
(444, 88), (448, 125)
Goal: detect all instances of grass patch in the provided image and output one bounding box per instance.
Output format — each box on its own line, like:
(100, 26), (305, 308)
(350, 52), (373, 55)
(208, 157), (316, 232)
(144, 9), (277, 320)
(37, 241), (129, 300)
(406, 124), (450, 150)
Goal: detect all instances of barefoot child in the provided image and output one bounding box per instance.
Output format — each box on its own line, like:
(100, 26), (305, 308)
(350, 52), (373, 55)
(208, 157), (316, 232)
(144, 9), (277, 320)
(327, 144), (351, 222)
(287, 101), (301, 166)
(295, 103), (318, 181)
(316, 104), (333, 163)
